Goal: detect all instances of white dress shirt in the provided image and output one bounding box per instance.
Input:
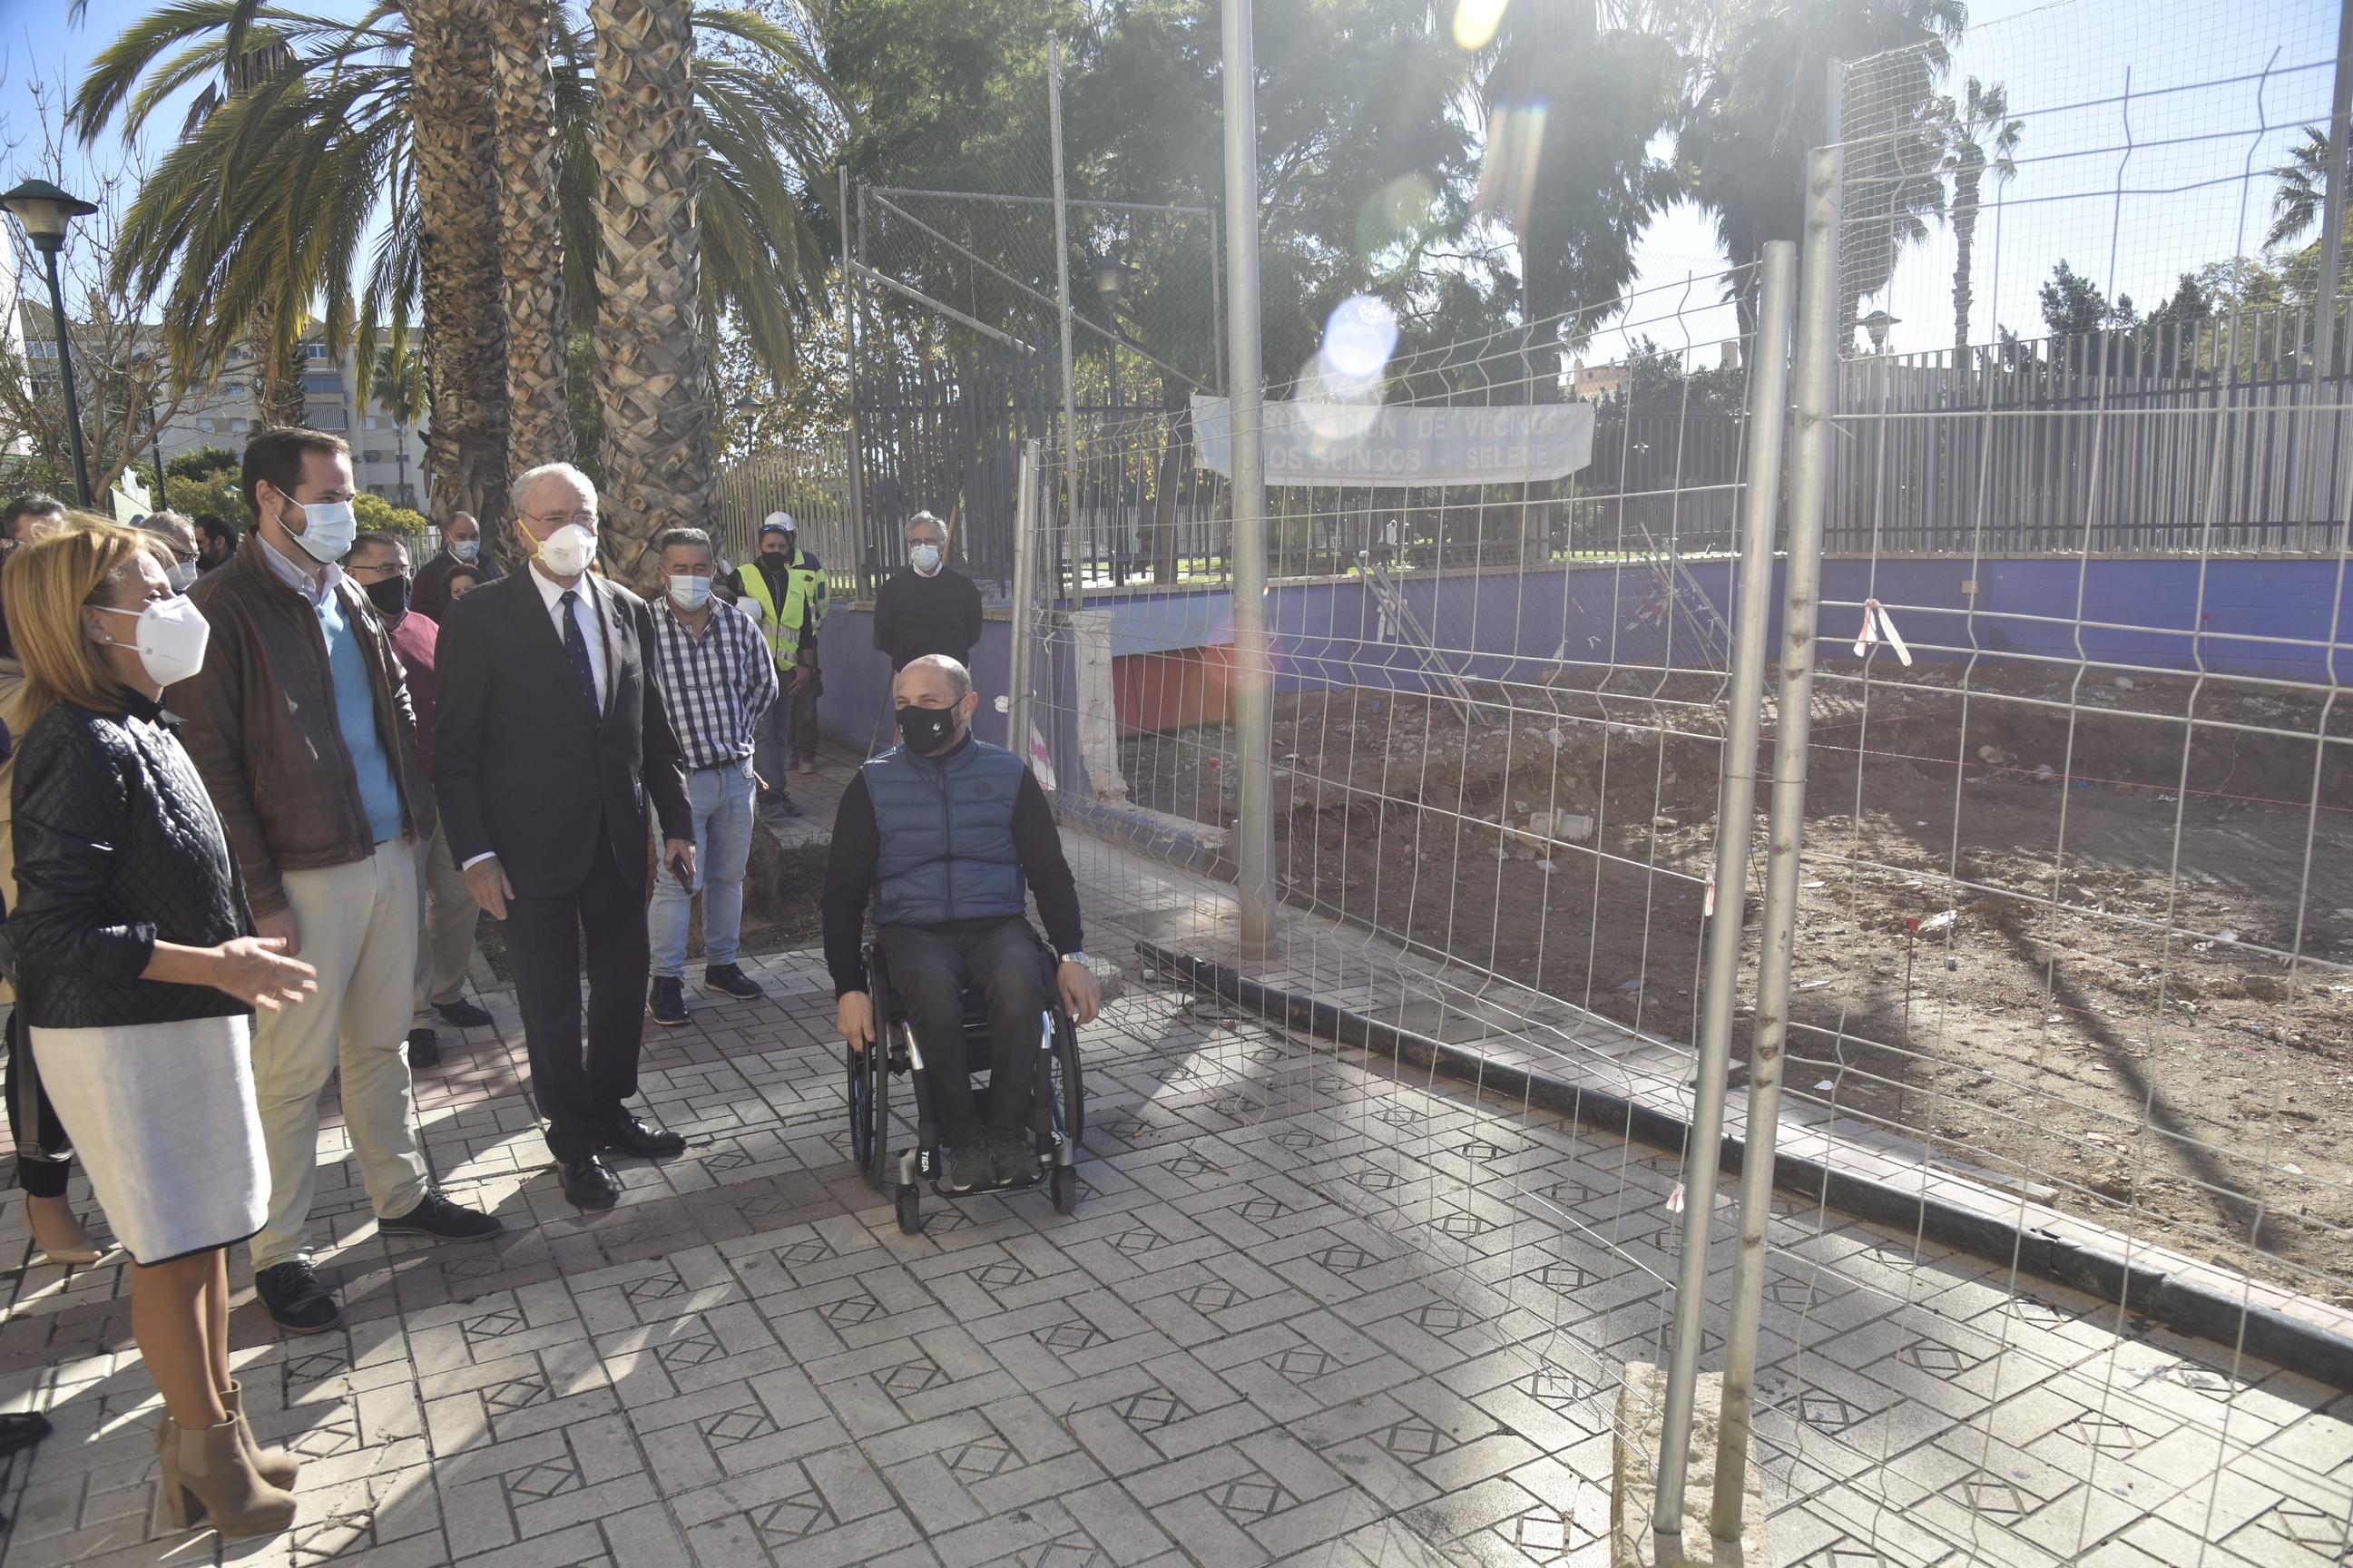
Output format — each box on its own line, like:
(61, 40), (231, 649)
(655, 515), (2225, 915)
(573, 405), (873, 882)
(528, 562), (607, 710)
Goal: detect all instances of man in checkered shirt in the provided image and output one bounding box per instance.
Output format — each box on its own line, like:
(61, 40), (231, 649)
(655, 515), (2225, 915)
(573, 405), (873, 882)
(643, 527), (779, 1028)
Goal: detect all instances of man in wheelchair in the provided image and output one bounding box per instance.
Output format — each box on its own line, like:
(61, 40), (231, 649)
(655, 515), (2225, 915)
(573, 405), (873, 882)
(823, 655), (1102, 1191)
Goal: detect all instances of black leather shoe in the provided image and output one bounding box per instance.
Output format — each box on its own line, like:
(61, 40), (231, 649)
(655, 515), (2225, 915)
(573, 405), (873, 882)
(602, 1115), (687, 1161)
(436, 996), (495, 1029)
(702, 963), (764, 1000)
(381, 1191), (504, 1241)
(255, 1260), (343, 1335)
(648, 976), (690, 1027)
(406, 1026), (441, 1068)
(559, 1154), (622, 1211)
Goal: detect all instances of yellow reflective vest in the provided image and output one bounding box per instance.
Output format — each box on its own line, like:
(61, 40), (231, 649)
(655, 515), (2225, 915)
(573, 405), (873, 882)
(733, 551), (828, 666)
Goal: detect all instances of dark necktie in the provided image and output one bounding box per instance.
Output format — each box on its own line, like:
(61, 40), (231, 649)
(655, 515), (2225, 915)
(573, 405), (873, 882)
(560, 589), (599, 719)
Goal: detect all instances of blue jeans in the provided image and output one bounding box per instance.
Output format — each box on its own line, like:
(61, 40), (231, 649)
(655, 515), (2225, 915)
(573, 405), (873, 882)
(649, 757), (758, 976)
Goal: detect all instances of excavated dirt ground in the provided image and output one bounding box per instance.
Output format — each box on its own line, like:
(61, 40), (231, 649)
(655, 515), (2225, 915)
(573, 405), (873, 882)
(1120, 663), (2353, 1298)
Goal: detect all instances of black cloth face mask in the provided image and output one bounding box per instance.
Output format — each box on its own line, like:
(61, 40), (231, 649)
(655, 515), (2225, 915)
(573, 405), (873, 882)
(897, 704), (960, 756)
(366, 574), (412, 622)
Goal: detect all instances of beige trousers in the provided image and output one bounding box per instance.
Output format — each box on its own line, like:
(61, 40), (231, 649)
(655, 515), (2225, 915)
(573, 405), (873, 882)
(413, 817), (478, 1014)
(248, 841), (427, 1271)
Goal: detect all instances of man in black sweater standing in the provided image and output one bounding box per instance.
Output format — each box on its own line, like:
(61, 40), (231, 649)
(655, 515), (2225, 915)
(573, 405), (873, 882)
(871, 511), (984, 673)
(825, 655), (1100, 1192)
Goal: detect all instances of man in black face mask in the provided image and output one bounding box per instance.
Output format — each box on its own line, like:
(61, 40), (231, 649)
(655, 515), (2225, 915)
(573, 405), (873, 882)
(344, 533), (495, 1071)
(822, 655), (1101, 1193)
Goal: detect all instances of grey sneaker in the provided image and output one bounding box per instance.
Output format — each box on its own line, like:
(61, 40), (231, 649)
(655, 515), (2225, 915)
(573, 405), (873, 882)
(942, 1138), (988, 1193)
(987, 1130), (1036, 1187)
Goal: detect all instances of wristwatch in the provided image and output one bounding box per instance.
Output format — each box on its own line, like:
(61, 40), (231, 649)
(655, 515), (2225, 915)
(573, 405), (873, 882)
(1059, 951), (1090, 967)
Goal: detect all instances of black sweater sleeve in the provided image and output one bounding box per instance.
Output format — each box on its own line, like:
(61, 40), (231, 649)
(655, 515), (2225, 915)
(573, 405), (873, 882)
(822, 773), (880, 996)
(1013, 770), (1083, 956)
(962, 574), (985, 652)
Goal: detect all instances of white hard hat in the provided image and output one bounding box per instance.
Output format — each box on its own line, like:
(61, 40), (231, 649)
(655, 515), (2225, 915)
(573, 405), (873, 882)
(761, 511), (797, 535)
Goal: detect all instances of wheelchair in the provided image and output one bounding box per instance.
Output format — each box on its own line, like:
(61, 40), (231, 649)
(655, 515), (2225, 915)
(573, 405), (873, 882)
(848, 932), (1083, 1234)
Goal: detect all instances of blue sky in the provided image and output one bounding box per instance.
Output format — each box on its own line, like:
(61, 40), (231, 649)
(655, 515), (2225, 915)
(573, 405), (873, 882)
(6, 0), (2344, 364)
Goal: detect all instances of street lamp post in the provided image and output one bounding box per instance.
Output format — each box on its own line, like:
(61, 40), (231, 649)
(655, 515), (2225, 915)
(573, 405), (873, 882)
(2, 178), (102, 507)
(1092, 250), (1128, 582)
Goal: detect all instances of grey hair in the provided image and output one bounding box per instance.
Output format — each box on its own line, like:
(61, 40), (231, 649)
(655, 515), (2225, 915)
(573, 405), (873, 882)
(902, 653), (973, 702)
(905, 510), (947, 540)
(139, 509), (195, 537)
(510, 461), (598, 516)
(655, 526), (712, 557)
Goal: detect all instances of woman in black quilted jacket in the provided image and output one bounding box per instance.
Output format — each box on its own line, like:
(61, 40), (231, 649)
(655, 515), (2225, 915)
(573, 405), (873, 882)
(2, 522), (318, 1538)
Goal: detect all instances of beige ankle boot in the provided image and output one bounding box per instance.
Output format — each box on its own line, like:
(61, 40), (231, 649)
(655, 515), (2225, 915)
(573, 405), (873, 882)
(221, 1381), (299, 1489)
(151, 1415), (297, 1538)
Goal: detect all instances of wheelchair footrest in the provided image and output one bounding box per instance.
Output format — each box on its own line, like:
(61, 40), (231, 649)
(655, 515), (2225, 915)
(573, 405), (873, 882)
(929, 1170), (1044, 1199)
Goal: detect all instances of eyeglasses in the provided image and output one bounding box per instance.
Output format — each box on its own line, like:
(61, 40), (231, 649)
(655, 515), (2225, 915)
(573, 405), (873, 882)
(525, 510), (598, 530)
(346, 561), (408, 580)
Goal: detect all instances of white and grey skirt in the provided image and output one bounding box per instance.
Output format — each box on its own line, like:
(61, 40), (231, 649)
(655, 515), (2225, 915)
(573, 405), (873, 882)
(30, 1014), (267, 1265)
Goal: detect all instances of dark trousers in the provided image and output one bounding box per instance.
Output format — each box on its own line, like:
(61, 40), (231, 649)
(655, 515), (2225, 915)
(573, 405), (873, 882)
(506, 834), (650, 1161)
(5, 1012), (70, 1199)
(878, 917), (1052, 1142)
(787, 667), (820, 765)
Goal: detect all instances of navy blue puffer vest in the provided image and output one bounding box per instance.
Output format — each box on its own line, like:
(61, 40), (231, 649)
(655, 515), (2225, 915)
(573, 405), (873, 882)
(864, 738), (1028, 926)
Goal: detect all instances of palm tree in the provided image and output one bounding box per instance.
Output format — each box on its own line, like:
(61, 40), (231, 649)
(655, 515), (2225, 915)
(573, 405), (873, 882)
(407, 0), (512, 522)
(493, 0), (574, 467)
(1680, 0), (1964, 336)
(372, 338), (426, 508)
(71, 2), (843, 522)
(588, 0), (715, 572)
(1939, 76), (2021, 355)
(2266, 126), (2349, 252)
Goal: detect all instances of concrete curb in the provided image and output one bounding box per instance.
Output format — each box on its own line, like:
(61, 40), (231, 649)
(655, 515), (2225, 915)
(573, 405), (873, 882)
(1134, 939), (2353, 1392)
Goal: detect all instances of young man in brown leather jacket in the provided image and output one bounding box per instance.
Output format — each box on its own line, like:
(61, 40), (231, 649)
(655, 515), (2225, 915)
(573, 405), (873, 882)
(172, 428), (498, 1335)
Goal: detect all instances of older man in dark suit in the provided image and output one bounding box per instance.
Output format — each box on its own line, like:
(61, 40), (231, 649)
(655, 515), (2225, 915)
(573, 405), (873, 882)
(434, 462), (696, 1210)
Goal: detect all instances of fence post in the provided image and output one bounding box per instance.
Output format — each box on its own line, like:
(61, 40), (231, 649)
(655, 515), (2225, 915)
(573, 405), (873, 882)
(1008, 440), (1043, 765)
(1047, 31), (1085, 603)
(1706, 141), (1844, 1538)
(1648, 241), (1797, 1540)
(840, 167), (866, 571)
(1221, 0), (1277, 963)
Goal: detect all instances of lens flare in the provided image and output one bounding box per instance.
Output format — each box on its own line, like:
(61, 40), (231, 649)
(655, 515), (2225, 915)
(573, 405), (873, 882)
(1453, 0), (1510, 52)
(1297, 295), (1400, 452)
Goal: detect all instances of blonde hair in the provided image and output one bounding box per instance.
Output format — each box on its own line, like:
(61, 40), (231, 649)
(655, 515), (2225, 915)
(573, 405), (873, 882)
(2, 516), (168, 730)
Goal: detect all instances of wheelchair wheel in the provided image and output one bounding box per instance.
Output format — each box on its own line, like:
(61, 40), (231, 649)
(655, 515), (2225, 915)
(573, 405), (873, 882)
(1047, 1013), (1083, 1148)
(895, 1183), (921, 1235)
(1050, 1164), (1077, 1216)
(850, 1042), (890, 1192)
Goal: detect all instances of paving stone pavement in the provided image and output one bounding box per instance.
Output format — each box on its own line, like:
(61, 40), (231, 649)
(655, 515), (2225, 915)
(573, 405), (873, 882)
(0, 811), (2348, 1566)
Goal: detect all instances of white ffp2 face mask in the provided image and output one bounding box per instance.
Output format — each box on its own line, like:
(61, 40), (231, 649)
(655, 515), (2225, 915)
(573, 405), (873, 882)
(533, 523), (598, 578)
(166, 560), (200, 592)
(93, 596), (212, 687)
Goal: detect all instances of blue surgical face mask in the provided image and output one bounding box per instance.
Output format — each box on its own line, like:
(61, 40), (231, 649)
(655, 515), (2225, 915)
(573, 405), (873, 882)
(450, 538), (480, 563)
(909, 543), (944, 576)
(287, 498), (357, 564)
(668, 573), (712, 612)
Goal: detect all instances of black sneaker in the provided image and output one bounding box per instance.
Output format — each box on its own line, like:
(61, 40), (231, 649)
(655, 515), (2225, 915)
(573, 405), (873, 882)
(254, 1260), (343, 1335)
(407, 1026), (441, 1068)
(942, 1138), (989, 1193)
(759, 789), (804, 819)
(380, 1191), (504, 1242)
(987, 1129), (1036, 1187)
(703, 963), (764, 1000)
(648, 975), (690, 1027)
(435, 996), (495, 1029)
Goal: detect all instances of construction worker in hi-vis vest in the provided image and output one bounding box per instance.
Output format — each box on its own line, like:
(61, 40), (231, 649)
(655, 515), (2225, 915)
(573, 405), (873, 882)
(735, 513), (830, 806)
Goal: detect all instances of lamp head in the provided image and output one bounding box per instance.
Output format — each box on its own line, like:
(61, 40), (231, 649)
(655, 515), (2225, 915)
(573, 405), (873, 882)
(1092, 249), (1125, 303)
(0, 178), (99, 252)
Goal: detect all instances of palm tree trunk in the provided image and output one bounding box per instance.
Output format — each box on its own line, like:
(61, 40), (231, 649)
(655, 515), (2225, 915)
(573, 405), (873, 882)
(492, 0), (574, 468)
(407, 0), (514, 528)
(1951, 169), (1980, 358)
(590, 0), (718, 579)
(248, 308), (308, 429)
